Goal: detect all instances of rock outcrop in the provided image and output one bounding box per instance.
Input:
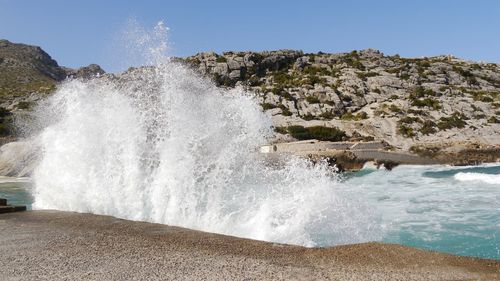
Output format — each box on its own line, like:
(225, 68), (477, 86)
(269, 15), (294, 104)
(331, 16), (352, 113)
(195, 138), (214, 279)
(63, 63), (105, 79)
(182, 49), (500, 150)
(0, 139), (39, 177)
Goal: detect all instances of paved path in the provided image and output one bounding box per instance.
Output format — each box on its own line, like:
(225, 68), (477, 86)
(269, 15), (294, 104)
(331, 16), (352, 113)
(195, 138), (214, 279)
(1, 211), (499, 280)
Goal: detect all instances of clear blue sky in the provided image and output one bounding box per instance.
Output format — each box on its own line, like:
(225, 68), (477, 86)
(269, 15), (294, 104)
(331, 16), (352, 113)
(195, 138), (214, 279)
(1, 0), (498, 72)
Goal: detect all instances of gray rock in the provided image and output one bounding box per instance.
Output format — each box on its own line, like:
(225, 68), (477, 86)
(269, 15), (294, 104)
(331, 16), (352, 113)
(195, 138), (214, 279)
(64, 64), (106, 79)
(228, 70), (241, 80)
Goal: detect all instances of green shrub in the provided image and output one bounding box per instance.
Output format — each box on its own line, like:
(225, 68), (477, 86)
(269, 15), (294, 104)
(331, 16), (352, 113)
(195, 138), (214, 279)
(305, 96), (320, 104)
(216, 56), (227, 63)
(398, 124), (415, 138)
(470, 64), (482, 70)
(185, 57), (201, 65)
(0, 107), (12, 118)
(306, 75), (326, 85)
(303, 66), (330, 76)
(286, 125), (346, 141)
(341, 111), (368, 121)
(399, 73), (410, 80)
(301, 114), (316, 121)
(0, 110), (14, 137)
(407, 109), (428, 116)
(373, 109), (384, 117)
(271, 86), (294, 100)
(452, 66), (478, 85)
(399, 116), (422, 124)
(339, 94), (352, 102)
(274, 126), (288, 134)
(213, 73), (235, 87)
(286, 125), (308, 138)
(437, 113), (467, 130)
(247, 76), (262, 86)
(419, 120), (437, 135)
(453, 65), (472, 78)
(386, 66), (403, 74)
(471, 91), (494, 102)
(319, 111), (335, 120)
(261, 103), (277, 110)
(487, 116), (499, 123)
(342, 52), (365, 70)
(418, 61), (431, 68)
(389, 104), (402, 113)
(351, 60), (366, 70)
(356, 111), (368, 120)
(273, 71), (292, 85)
(374, 104), (388, 116)
(410, 86), (436, 99)
(340, 112), (354, 120)
(356, 72), (379, 80)
(439, 86), (448, 92)
(411, 98), (441, 109)
(278, 104), (292, 116)
(0, 123), (11, 137)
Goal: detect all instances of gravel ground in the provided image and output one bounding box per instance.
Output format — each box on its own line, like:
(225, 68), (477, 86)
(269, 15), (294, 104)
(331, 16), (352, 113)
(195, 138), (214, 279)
(0, 211), (499, 280)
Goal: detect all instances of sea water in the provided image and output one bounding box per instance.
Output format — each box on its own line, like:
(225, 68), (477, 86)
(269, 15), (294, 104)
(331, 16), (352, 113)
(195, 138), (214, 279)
(0, 178), (32, 208)
(1, 164), (498, 259)
(343, 164), (500, 260)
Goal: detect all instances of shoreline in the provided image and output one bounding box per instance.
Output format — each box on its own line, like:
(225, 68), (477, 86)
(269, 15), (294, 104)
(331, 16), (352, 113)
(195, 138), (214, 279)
(0, 137), (499, 176)
(0, 211), (499, 280)
(261, 140), (500, 171)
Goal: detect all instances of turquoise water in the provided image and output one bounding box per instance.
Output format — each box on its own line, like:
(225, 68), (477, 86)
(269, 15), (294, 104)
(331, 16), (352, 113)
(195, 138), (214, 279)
(0, 180), (32, 209)
(1, 164), (498, 260)
(343, 164), (500, 260)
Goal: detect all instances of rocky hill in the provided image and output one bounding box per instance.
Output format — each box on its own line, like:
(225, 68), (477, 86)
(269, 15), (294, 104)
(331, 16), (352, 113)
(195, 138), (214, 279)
(0, 39), (104, 139)
(182, 49), (500, 153)
(0, 39), (498, 157)
(0, 39), (65, 100)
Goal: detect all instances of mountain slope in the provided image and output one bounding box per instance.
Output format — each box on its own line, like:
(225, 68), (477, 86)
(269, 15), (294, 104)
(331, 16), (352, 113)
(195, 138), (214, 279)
(0, 39), (105, 140)
(0, 39), (65, 101)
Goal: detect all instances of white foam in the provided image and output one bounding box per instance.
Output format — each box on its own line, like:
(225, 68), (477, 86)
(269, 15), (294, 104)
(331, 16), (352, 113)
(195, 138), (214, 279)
(29, 22), (380, 247)
(454, 172), (500, 185)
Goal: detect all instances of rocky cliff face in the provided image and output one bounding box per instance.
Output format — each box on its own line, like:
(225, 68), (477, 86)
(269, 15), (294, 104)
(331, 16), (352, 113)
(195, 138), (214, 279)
(182, 49), (500, 150)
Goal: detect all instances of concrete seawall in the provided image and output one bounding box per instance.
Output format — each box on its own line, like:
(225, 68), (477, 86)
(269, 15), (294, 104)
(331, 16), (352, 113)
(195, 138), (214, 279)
(351, 149), (438, 165)
(260, 140), (386, 153)
(1, 211), (499, 280)
(260, 140), (438, 170)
